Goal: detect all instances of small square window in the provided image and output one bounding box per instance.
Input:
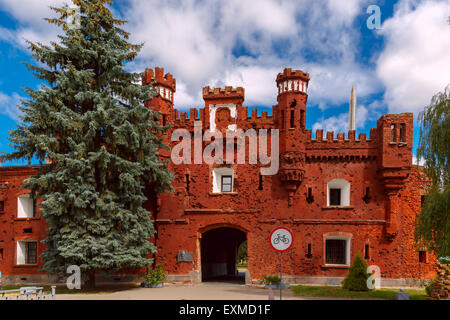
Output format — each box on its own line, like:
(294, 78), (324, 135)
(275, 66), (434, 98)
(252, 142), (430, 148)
(221, 175), (233, 193)
(329, 189), (341, 206)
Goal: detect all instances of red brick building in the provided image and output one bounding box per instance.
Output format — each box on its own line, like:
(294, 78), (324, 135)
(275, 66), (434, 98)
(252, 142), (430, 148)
(0, 67), (436, 287)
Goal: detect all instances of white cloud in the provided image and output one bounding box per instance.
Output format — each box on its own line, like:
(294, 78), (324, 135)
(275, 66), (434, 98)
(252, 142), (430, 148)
(376, 0), (450, 115)
(0, 0), (381, 111)
(124, 0), (378, 109)
(0, 92), (23, 120)
(0, 0), (62, 47)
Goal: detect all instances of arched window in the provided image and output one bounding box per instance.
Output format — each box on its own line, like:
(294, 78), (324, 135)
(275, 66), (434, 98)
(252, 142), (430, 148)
(327, 179), (350, 207)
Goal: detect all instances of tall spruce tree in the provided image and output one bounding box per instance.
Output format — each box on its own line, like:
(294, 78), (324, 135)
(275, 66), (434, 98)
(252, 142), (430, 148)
(1, 0), (172, 288)
(416, 85), (450, 257)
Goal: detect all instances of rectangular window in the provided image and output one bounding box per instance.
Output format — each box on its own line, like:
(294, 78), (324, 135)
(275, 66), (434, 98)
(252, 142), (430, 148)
(399, 124), (406, 142)
(419, 251), (427, 263)
(364, 244), (370, 260)
(0, 248), (4, 260)
(258, 174), (263, 190)
(306, 243), (312, 258)
(300, 110), (305, 129)
(391, 124), (396, 142)
(17, 241), (37, 265)
(329, 189), (341, 206)
(186, 174), (190, 193)
(18, 194), (36, 218)
(221, 175), (233, 193)
(326, 239), (346, 265)
(290, 109), (295, 128)
(0, 200), (4, 213)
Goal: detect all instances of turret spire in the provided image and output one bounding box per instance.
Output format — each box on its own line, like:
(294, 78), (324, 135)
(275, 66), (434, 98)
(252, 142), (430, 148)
(349, 85), (356, 131)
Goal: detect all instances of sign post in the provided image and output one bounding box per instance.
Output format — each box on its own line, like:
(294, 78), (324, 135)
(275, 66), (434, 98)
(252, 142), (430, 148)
(269, 227), (293, 300)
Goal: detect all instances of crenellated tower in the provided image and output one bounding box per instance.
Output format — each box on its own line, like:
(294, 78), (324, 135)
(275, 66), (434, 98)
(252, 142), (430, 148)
(202, 86), (245, 132)
(276, 68), (310, 205)
(377, 113), (414, 240)
(142, 67), (176, 127)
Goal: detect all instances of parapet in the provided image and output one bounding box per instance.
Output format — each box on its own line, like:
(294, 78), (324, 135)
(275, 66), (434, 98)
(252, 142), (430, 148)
(276, 68), (310, 95)
(143, 67), (176, 92)
(306, 128), (377, 146)
(203, 86), (245, 103)
(276, 68), (310, 83)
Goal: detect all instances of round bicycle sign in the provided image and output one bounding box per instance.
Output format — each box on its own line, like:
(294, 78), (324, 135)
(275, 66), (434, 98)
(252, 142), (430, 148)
(270, 227), (293, 252)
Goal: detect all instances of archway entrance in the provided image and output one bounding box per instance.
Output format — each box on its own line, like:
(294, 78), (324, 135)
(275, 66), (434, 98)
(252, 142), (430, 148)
(201, 227), (247, 282)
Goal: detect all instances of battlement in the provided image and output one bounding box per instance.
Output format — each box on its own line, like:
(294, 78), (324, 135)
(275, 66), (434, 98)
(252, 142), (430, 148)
(307, 128), (377, 145)
(202, 86), (245, 102)
(143, 67), (176, 91)
(276, 68), (310, 82)
(276, 68), (310, 95)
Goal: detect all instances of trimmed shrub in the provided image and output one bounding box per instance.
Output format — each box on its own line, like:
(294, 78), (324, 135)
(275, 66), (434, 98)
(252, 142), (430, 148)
(263, 275), (281, 285)
(342, 252), (370, 291)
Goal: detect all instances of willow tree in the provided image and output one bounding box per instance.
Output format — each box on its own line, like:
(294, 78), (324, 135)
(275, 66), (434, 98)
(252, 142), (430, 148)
(415, 85), (450, 257)
(1, 0), (172, 289)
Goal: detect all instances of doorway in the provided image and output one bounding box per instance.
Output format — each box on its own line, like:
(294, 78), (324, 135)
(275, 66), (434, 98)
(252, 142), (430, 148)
(201, 227), (247, 282)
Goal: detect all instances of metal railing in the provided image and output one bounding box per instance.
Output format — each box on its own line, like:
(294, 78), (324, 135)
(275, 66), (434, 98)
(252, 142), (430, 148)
(0, 286), (56, 300)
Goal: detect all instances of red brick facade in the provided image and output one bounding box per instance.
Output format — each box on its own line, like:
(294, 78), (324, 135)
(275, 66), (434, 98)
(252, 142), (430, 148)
(0, 67), (437, 287)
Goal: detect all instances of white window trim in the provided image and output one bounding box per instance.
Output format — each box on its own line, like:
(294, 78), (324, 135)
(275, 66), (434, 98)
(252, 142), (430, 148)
(212, 168), (234, 193)
(325, 236), (351, 266)
(16, 240), (37, 265)
(17, 194), (34, 218)
(327, 179), (350, 207)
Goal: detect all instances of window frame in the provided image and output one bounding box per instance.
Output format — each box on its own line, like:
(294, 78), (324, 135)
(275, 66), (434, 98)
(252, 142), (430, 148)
(16, 240), (38, 265)
(212, 168), (234, 194)
(324, 236), (351, 266)
(327, 179), (350, 207)
(17, 194), (37, 218)
(221, 175), (233, 193)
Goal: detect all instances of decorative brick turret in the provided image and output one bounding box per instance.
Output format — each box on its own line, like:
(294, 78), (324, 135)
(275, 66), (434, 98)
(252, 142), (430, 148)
(202, 86), (244, 132)
(142, 67), (176, 128)
(276, 68), (310, 205)
(377, 113), (413, 240)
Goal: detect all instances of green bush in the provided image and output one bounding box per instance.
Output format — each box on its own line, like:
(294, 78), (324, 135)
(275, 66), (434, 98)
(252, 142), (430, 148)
(425, 276), (439, 296)
(145, 263), (168, 285)
(342, 252), (370, 291)
(263, 275), (281, 285)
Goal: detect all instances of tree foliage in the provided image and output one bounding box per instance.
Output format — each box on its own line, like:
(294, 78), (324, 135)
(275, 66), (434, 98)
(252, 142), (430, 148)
(342, 252), (370, 291)
(415, 85), (450, 257)
(1, 0), (173, 288)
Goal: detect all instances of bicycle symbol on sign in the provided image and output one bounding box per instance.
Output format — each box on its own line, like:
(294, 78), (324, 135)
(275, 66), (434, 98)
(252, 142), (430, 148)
(273, 234), (290, 245)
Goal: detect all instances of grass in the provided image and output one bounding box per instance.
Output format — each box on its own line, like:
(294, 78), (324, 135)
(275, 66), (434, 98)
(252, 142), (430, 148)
(291, 285), (428, 300)
(1, 283), (138, 295)
(237, 263), (248, 269)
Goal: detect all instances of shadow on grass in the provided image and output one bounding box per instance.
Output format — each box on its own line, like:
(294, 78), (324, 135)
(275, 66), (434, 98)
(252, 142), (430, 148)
(291, 285), (428, 300)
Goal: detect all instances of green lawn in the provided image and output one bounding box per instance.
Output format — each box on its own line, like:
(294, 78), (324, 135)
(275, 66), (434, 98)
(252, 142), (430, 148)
(291, 285), (428, 300)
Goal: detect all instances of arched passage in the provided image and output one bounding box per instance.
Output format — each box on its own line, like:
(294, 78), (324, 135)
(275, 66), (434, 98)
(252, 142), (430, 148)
(200, 227), (247, 282)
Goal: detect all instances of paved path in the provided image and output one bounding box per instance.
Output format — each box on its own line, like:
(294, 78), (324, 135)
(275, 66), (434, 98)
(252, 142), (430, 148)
(56, 282), (311, 300)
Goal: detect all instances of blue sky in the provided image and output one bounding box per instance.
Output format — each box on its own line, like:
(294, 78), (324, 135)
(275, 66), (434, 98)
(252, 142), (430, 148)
(0, 0), (449, 166)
